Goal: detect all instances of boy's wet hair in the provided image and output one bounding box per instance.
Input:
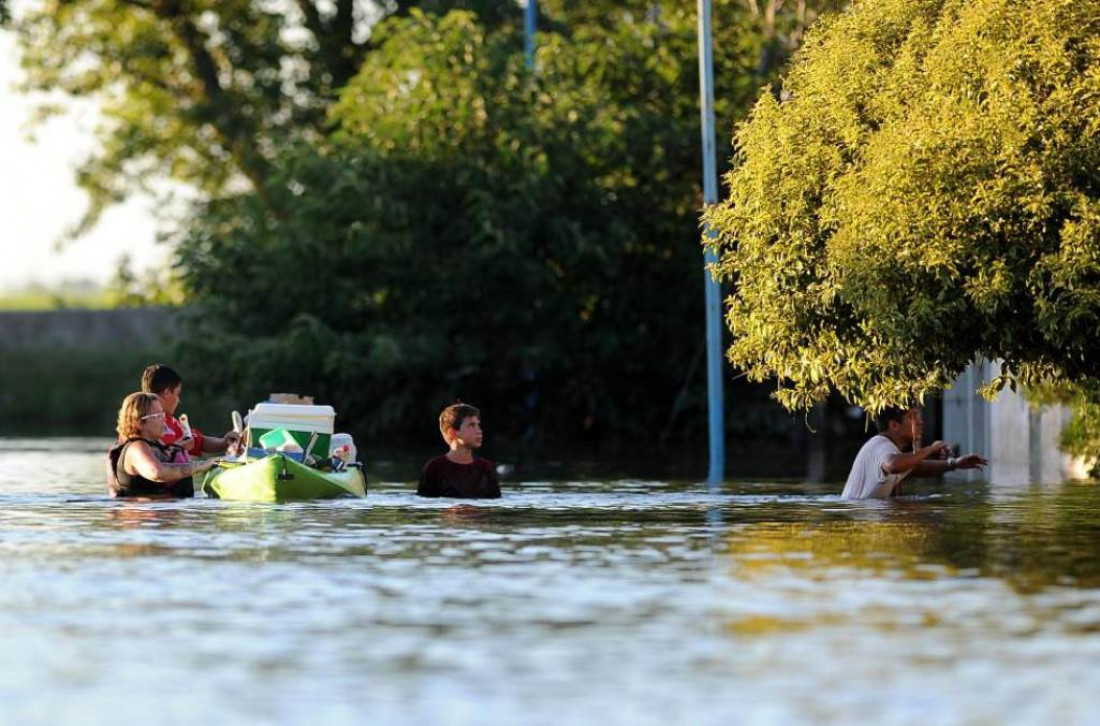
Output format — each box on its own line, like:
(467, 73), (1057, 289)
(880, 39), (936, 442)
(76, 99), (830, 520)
(875, 406), (912, 433)
(141, 364), (183, 395)
(439, 403), (480, 436)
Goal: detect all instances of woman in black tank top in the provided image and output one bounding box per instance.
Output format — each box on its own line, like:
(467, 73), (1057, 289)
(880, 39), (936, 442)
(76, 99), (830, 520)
(108, 392), (216, 498)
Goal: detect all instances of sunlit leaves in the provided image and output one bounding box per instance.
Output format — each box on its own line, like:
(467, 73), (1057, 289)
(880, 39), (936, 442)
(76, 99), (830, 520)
(706, 0), (1100, 415)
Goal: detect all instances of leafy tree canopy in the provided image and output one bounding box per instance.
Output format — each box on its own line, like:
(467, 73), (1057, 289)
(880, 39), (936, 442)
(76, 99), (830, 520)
(12, 0), (838, 239)
(11, 0), (533, 238)
(706, 0), (1100, 414)
(15, 0), (367, 236)
(172, 2), (842, 443)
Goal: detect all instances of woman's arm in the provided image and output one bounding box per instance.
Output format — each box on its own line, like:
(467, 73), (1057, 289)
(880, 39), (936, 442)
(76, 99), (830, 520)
(124, 442), (214, 482)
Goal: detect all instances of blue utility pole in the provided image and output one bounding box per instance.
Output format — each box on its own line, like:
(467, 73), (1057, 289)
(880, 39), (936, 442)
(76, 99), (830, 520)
(525, 0), (537, 70)
(697, 0), (726, 488)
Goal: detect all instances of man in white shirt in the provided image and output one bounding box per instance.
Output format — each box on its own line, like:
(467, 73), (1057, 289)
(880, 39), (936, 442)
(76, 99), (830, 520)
(842, 407), (988, 500)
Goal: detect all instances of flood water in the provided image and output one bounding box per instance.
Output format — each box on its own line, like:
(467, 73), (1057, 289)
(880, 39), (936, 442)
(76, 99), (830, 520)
(2, 438), (1100, 725)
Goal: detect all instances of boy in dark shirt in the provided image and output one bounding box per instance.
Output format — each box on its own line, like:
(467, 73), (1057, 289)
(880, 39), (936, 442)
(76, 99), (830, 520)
(417, 403), (501, 499)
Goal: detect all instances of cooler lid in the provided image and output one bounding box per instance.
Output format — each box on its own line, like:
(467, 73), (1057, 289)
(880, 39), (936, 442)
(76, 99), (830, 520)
(251, 403), (335, 419)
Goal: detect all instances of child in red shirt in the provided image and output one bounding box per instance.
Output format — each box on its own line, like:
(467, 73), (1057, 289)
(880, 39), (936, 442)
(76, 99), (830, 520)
(141, 364), (240, 457)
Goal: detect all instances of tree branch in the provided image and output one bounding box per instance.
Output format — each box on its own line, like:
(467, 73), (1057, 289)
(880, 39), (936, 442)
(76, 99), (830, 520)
(306, 0), (364, 92)
(117, 0), (155, 11)
(335, 0), (355, 45)
(296, 0), (327, 40)
(151, 0), (274, 199)
(152, 0), (223, 103)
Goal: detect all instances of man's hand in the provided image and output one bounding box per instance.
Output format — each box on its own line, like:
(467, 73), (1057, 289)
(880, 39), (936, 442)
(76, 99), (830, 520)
(926, 440), (948, 456)
(954, 453), (988, 470)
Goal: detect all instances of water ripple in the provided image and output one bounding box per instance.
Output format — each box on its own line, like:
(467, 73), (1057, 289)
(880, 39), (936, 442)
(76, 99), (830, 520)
(1, 439), (1099, 725)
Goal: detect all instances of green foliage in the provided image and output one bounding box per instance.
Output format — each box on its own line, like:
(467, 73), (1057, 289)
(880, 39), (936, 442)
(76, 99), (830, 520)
(10, 0), (842, 445)
(17, 0), (295, 234)
(0, 348), (142, 435)
(10, 0), (694, 239)
(104, 255), (186, 308)
(171, 3), (840, 444)
(706, 0), (1100, 415)
(1060, 399), (1100, 478)
(13, 0), (412, 237)
(1027, 380), (1100, 477)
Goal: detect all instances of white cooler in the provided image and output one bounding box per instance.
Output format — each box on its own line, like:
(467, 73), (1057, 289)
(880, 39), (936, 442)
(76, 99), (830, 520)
(248, 402), (335, 457)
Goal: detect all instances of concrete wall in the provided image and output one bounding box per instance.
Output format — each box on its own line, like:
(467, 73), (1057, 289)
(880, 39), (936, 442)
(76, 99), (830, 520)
(942, 361), (991, 480)
(0, 307), (179, 350)
(943, 360), (1084, 485)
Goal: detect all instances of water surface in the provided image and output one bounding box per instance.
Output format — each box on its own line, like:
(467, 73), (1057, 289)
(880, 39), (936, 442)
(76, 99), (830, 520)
(2, 438), (1099, 725)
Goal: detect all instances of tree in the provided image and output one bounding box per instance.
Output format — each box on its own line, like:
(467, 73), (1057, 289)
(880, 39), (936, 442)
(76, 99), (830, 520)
(15, 0), (350, 234)
(171, 2), (843, 445)
(11, 0), (532, 238)
(11, 0), (840, 237)
(706, 0), (1100, 415)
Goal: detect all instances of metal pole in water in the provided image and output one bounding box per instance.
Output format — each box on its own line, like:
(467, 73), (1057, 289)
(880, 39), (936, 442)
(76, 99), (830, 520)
(697, 0), (726, 488)
(525, 0), (537, 70)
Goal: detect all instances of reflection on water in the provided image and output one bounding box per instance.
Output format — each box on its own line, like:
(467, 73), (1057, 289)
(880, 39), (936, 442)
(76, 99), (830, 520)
(2, 438), (1100, 725)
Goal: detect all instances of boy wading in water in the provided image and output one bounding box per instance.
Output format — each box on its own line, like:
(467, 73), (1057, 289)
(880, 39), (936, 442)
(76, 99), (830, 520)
(418, 404), (501, 499)
(842, 406), (987, 500)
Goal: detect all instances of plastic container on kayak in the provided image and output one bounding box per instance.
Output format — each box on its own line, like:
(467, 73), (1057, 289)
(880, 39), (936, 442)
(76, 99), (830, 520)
(258, 428), (302, 452)
(329, 433), (357, 463)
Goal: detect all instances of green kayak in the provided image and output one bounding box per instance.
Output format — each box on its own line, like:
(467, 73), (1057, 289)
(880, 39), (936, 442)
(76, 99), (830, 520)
(201, 454), (367, 502)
